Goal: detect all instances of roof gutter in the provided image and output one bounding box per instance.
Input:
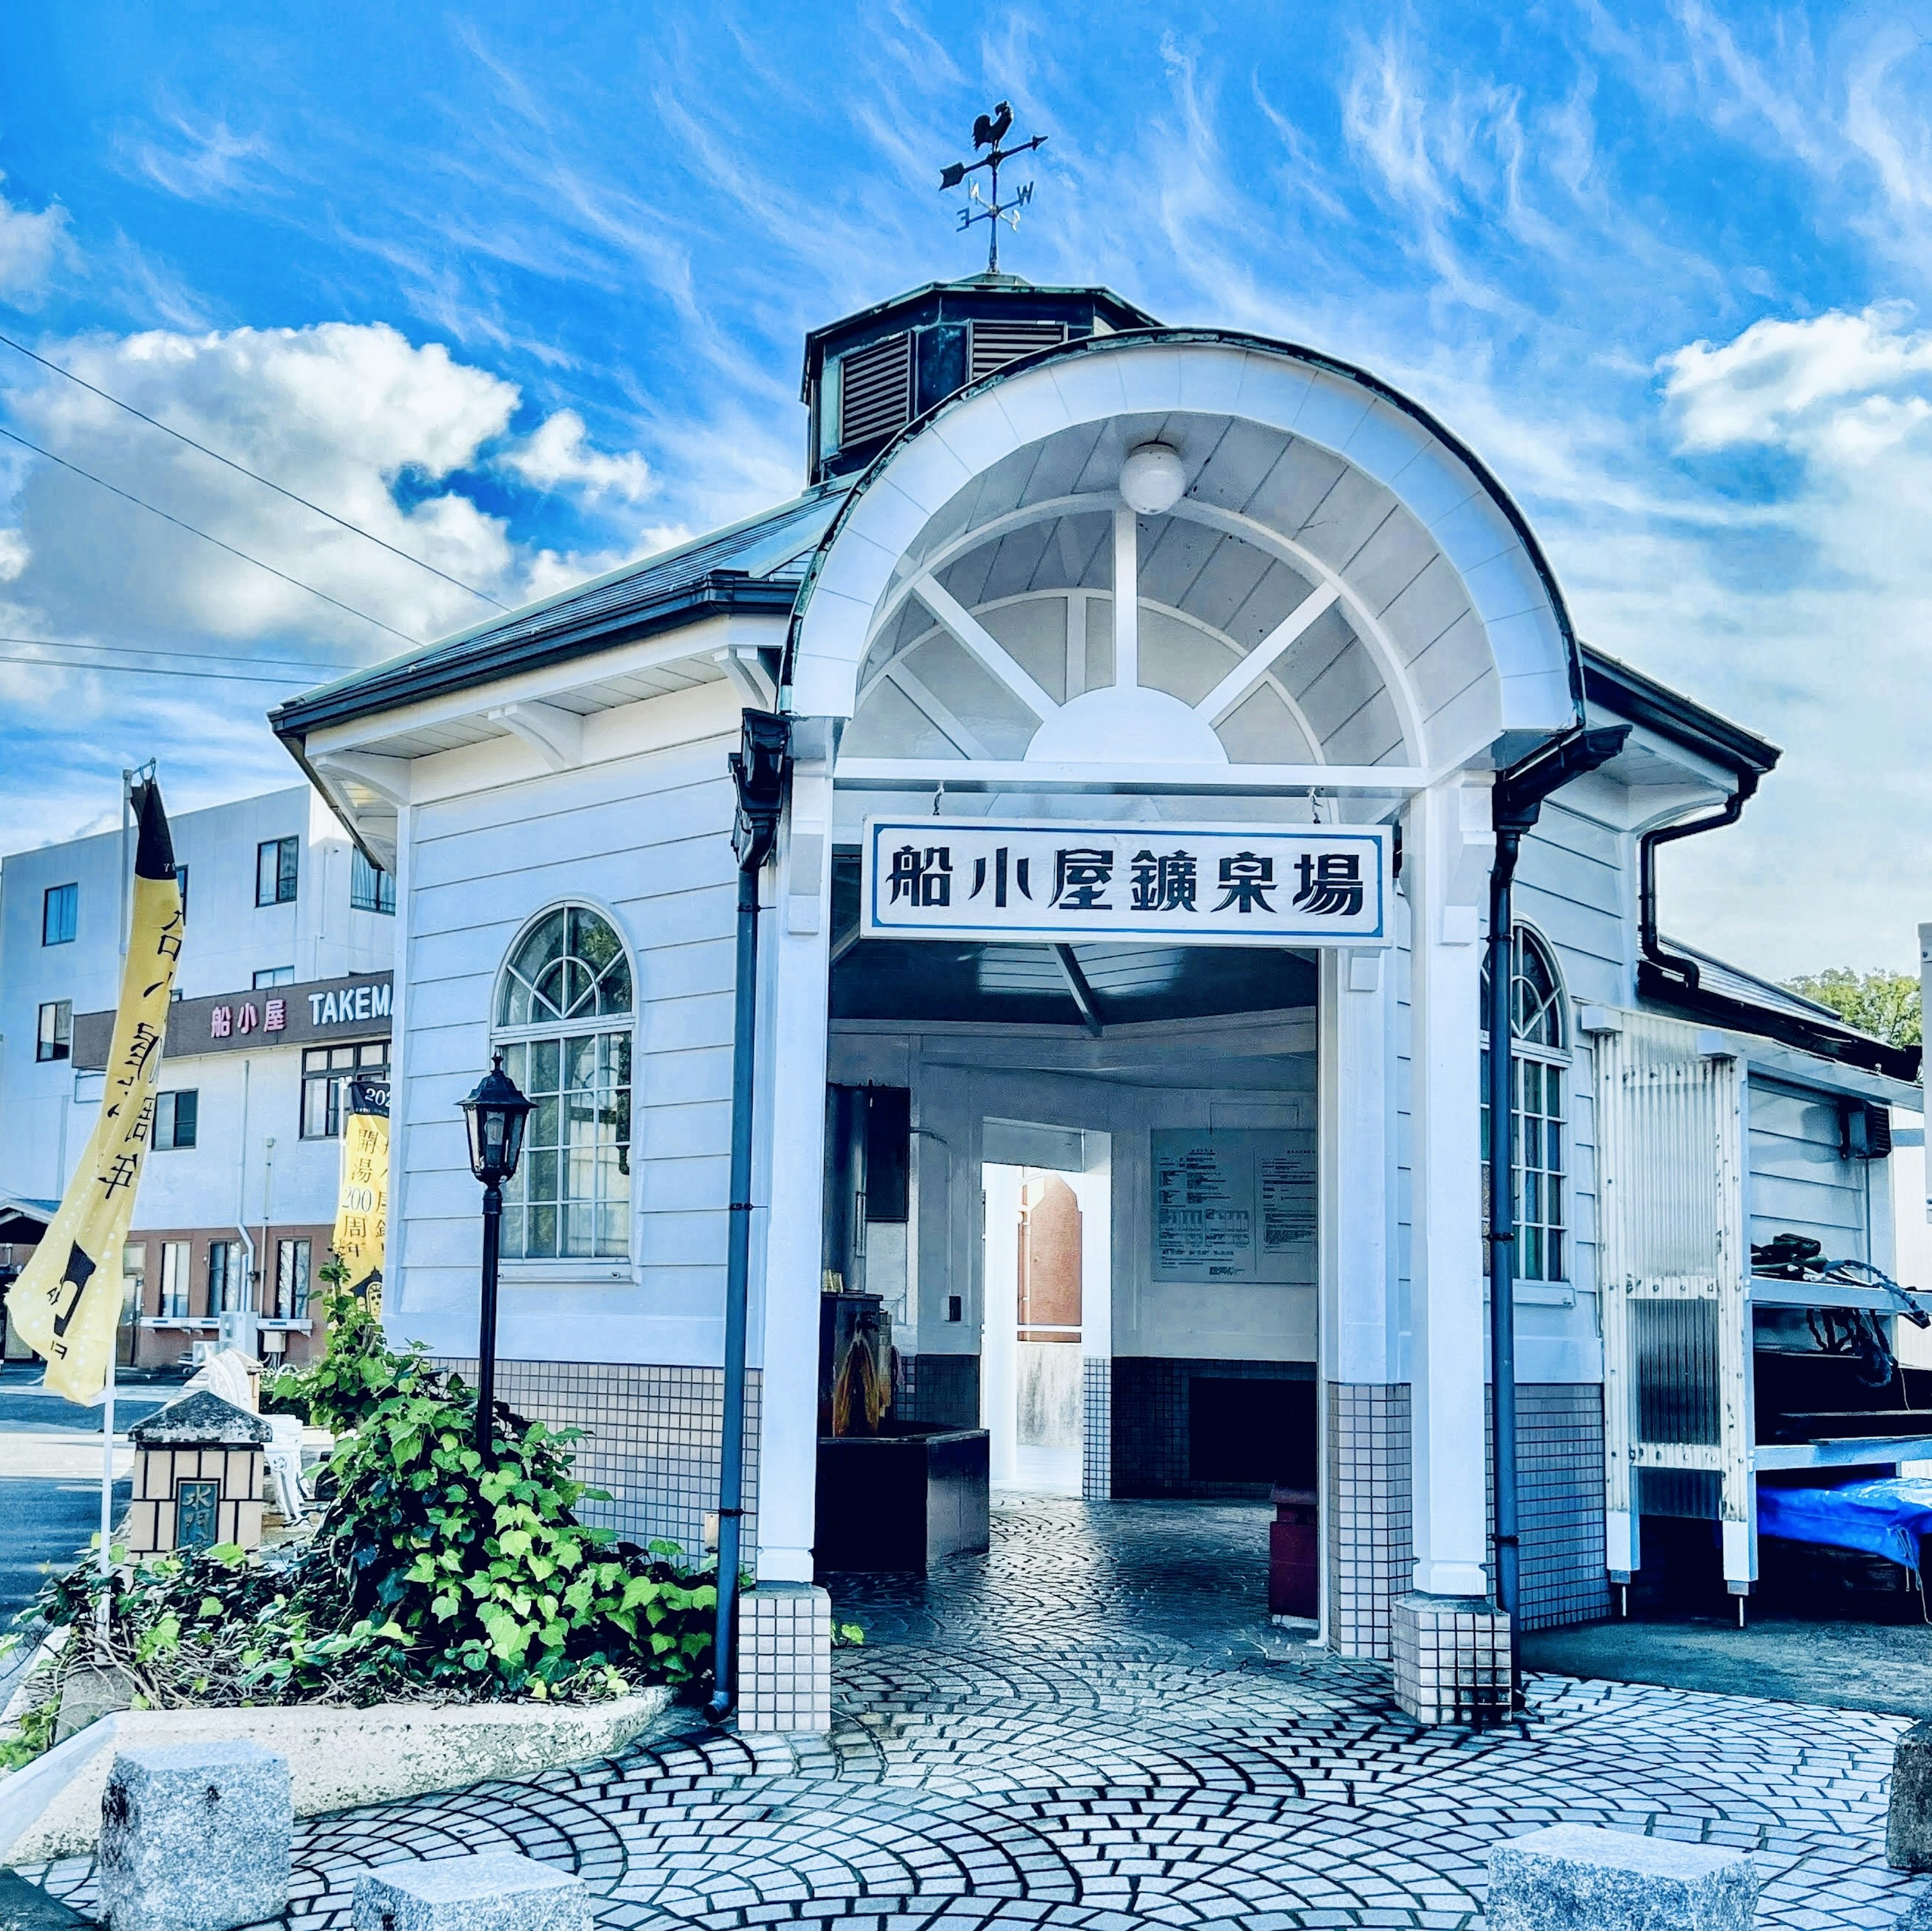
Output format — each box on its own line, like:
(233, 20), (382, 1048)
(1638, 773), (1760, 996)
(1636, 774), (1920, 1082)
(271, 571), (797, 743)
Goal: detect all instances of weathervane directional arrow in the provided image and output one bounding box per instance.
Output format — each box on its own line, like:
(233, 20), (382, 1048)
(939, 100), (1048, 275)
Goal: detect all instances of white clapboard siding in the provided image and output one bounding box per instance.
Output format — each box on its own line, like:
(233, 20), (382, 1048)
(391, 727), (742, 1367)
(1747, 1076), (1876, 1263)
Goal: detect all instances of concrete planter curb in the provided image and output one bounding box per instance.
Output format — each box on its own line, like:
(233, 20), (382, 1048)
(0, 1689), (679, 1867)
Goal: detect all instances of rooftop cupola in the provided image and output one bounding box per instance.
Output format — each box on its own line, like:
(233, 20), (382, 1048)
(800, 274), (1161, 486)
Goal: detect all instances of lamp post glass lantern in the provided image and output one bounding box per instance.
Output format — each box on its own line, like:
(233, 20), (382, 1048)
(459, 1053), (533, 1457)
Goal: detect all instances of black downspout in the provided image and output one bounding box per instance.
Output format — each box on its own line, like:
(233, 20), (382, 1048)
(1638, 772), (1761, 992)
(1486, 823), (1523, 1698)
(707, 710), (792, 1727)
(1487, 724), (1628, 1706)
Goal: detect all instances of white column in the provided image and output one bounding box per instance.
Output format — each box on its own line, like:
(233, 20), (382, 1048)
(1111, 506), (1139, 689)
(752, 720), (836, 1583)
(1320, 947), (1395, 1386)
(981, 1164), (1021, 1485)
(1407, 773), (1494, 1599)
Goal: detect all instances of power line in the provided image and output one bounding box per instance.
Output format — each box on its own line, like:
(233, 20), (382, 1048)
(0, 651), (319, 686)
(0, 635), (348, 679)
(0, 329), (510, 611)
(0, 423), (422, 647)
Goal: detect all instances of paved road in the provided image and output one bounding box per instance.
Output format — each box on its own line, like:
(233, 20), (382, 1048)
(0, 1374), (174, 1705)
(17, 1494), (1930, 1928)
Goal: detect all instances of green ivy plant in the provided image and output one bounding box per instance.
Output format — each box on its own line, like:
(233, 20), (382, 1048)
(6, 1288), (720, 1745)
(316, 1374), (717, 1691)
(261, 1258), (421, 1433)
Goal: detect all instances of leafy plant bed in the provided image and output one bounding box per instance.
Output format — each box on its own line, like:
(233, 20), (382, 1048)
(3, 1281), (719, 1773)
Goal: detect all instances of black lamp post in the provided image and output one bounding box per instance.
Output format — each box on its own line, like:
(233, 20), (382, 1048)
(459, 1053), (533, 1460)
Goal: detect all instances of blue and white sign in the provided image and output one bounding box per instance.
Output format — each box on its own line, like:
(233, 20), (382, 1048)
(861, 817), (1392, 948)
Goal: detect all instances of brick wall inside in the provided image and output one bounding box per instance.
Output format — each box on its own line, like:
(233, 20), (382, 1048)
(1111, 1358), (1317, 1499)
(895, 1352), (980, 1428)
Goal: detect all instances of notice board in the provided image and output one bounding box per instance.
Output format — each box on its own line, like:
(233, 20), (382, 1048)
(1150, 1128), (1316, 1284)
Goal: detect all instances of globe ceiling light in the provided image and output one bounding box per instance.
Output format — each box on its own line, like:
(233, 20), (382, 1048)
(1119, 443), (1186, 516)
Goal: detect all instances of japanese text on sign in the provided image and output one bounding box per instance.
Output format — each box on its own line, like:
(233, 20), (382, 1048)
(1151, 1128), (1316, 1286)
(862, 819), (1390, 948)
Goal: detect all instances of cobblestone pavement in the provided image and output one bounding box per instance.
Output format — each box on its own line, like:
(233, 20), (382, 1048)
(20, 1495), (1930, 1927)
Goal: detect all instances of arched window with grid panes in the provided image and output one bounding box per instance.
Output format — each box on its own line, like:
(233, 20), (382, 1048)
(1480, 925), (1569, 1284)
(493, 904), (634, 1262)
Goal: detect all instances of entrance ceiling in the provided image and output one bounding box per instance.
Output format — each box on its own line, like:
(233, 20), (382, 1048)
(791, 334), (1582, 785)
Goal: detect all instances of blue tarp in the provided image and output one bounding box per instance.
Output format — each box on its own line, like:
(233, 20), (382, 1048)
(1757, 1477), (1932, 1571)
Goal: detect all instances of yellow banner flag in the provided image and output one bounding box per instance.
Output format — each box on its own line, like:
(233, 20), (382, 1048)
(332, 1104), (388, 1303)
(10, 781), (184, 1401)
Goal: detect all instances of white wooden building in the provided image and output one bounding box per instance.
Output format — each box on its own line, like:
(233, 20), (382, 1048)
(271, 276), (1924, 1726)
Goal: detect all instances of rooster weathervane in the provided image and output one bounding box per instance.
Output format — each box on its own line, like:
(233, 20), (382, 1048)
(939, 102), (1047, 275)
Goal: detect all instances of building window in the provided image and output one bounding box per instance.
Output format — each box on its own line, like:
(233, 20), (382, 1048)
(253, 966), (296, 989)
(174, 865), (188, 919)
(1481, 926), (1568, 1284)
(153, 1090), (198, 1150)
(494, 905), (633, 1262)
(121, 1243), (145, 1341)
(275, 1238), (310, 1320)
(42, 883), (76, 946)
(350, 849), (395, 914)
(159, 1240), (191, 1319)
(208, 1238), (244, 1314)
(301, 1041), (389, 1139)
(37, 1000), (70, 1063)
(256, 836), (299, 906)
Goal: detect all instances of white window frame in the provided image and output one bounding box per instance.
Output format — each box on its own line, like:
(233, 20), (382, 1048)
(1481, 922), (1572, 1292)
(491, 900), (636, 1281)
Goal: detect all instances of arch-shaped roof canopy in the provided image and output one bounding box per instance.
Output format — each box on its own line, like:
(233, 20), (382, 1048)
(786, 331), (1584, 784)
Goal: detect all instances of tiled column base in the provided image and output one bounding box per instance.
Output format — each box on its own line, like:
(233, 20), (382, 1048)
(1391, 1591), (1510, 1726)
(1326, 1382), (1412, 1660)
(737, 1582), (831, 1734)
(1082, 1358), (1112, 1501)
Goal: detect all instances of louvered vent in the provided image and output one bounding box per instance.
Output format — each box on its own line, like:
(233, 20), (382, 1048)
(969, 319), (1066, 382)
(839, 332), (914, 448)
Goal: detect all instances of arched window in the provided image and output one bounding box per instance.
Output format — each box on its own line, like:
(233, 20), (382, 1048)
(1480, 926), (1568, 1284)
(494, 905), (633, 1262)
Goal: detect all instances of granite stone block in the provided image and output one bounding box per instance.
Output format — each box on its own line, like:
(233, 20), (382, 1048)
(98, 1740), (291, 1931)
(1487, 1824), (1757, 1930)
(351, 1852), (591, 1931)
(1891, 1717), (1932, 1871)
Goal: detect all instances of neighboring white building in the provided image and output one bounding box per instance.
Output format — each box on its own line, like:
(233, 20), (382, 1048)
(0, 782), (394, 1368)
(270, 275), (1925, 1729)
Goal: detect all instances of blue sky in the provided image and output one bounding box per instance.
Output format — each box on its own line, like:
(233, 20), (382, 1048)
(1, 1), (1929, 976)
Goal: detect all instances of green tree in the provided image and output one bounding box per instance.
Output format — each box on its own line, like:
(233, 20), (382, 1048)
(1783, 968), (1922, 1049)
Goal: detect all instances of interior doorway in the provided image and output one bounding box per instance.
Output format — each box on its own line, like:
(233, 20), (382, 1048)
(981, 1123), (1111, 1497)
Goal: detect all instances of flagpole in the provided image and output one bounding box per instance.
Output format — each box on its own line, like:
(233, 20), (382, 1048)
(96, 1346), (114, 1646)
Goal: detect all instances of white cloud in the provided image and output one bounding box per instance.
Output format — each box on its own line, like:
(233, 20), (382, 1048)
(0, 178), (72, 307)
(2, 320), (530, 655)
(1663, 304), (1932, 449)
(501, 408), (653, 502)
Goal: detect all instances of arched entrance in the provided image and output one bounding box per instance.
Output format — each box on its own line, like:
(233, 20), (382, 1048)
(764, 325), (1584, 1694)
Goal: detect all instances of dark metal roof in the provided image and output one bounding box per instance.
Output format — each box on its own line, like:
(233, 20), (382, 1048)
(1580, 644), (1780, 779)
(1640, 938), (1919, 1085)
(271, 485), (847, 742)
